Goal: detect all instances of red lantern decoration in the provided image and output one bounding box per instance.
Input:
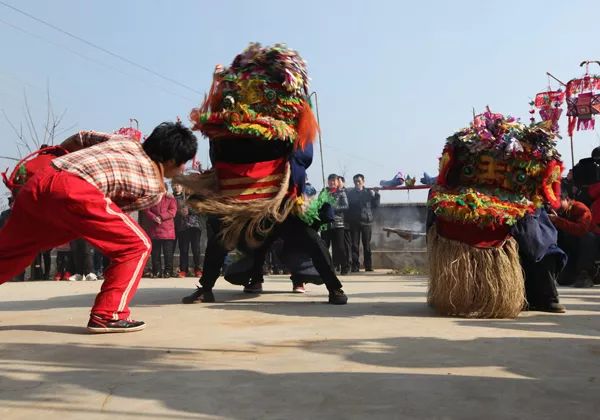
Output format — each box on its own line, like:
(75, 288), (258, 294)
(115, 118), (143, 141)
(533, 90), (565, 132)
(566, 74), (600, 136)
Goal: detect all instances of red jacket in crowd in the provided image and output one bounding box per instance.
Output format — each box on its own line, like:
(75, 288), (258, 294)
(551, 200), (592, 237)
(142, 194), (177, 240)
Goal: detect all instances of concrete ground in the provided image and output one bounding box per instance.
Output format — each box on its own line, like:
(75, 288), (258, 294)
(0, 272), (599, 420)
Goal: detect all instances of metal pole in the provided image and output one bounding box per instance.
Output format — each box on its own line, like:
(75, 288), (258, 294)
(310, 91), (326, 188)
(545, 72), (567, 87)
(570, 135), (575, 170)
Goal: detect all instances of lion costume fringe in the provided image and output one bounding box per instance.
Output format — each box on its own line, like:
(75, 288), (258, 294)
(427, 225), (524, 318)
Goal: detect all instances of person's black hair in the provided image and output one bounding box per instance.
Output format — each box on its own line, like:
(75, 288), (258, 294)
(327, 173), (338, 181)
(143, 122), (197, 165)
(338, 175), (345, 183)
(353, 173), (365, 181)
(592, 146), (600, 160)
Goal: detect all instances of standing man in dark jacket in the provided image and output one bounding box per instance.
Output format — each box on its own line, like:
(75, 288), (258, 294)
(347, 173), (380, 272)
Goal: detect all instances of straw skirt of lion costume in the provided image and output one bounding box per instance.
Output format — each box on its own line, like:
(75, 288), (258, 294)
(427, 224), (524, 318)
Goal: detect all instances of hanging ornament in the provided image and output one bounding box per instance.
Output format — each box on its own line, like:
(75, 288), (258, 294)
(533, 89), (565, 132)
(115, 118), (143, 141)
(566, 63), (600, 136)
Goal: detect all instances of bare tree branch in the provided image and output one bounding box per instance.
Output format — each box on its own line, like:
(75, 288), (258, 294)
(54, 122), (77, 137)
(2, 109), (24, 141)
(43, 84), (52, 145)
(4, 88), (71, 155)
(23, 91), (40, 147)
(0, 155), (20, 161)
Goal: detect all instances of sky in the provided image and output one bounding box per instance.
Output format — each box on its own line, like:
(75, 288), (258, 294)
(1, 0), (599, 204)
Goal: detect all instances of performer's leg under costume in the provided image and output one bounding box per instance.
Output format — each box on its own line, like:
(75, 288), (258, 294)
(0, 168), (151, 320)
(274, 216), (342, 291)
(522, 254), (561, 308)
(198, 216), (228, 289)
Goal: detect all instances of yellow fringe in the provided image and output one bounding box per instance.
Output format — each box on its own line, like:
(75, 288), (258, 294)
(427, 225), (525, 318)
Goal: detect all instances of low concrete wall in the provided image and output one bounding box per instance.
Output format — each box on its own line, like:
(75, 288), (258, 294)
(370, 202), (428, 271)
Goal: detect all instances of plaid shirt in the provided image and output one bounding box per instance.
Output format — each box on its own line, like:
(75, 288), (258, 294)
(52, 136), (166, 212)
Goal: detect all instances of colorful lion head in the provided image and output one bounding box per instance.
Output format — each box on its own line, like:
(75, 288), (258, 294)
(189, 43), (318, 150)
(429, 109), (563, 246)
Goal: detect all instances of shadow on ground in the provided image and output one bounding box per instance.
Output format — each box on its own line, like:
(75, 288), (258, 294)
(0, 337), (598, 419)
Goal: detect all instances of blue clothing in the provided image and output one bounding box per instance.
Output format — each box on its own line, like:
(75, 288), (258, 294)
(289, 142), (313, 195)
(510, 208), (567, 269)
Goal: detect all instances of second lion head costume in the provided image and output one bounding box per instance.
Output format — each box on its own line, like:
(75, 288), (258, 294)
(427, 109), (563, 318)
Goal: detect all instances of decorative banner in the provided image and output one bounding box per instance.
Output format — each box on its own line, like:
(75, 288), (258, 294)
(566, 75), (600, 136)
(534, 90), (565, 108)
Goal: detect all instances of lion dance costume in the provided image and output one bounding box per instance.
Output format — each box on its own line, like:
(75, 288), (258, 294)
(427, 109), (563, 318)
(178, 43), (347, 303)
(179, 43), (320, 244)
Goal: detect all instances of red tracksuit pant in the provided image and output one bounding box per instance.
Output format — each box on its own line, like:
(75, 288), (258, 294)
(0, 167), (151, 321)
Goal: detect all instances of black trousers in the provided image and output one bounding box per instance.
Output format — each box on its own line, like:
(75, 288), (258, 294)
(557, 231), (599, 285)
(177, 228), (202, 272)
(350, 223), (372, 270)
(151, 239), (175, 275)
(70, 239), (93, 275)
(200, 216), (266, 288)
(31, 250), (51, 279)
(265, 238), (286, 273)
(344, 228), (352, 269)
(321, 227), (349, 271)
(92, 248), (110, 274)
(521, 254), (561, 307)
(200, 215), (343, 291)
(56, 251), (70, 274)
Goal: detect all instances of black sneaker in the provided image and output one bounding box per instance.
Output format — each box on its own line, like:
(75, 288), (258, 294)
(365, 268), (375, 272)
(181, 287), (215, 303)
(527, 302), (566, 313)
(574, 271), (595, 288)
(243, 282), (263, 294)
(87, 315), (146, 333)
(328, 289), (348, 305)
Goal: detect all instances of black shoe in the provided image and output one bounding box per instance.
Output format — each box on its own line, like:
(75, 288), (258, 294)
(574, 271), (594, 288)
(243, 282), (263, 293)
(181, 287), (215, 303)
(527, 302), (566, 313)
(365, 268), (374, 272)
(351, 268), (359, 273)
(328, 289), (348, 305)
(87, 315), (146, 333)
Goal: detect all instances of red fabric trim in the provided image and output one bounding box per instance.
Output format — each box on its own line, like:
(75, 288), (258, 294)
(436, 218), (511, 248)
(215, 158), (286, 201)
(215, 158), (286, 180)
(220, 179), (282, 191)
